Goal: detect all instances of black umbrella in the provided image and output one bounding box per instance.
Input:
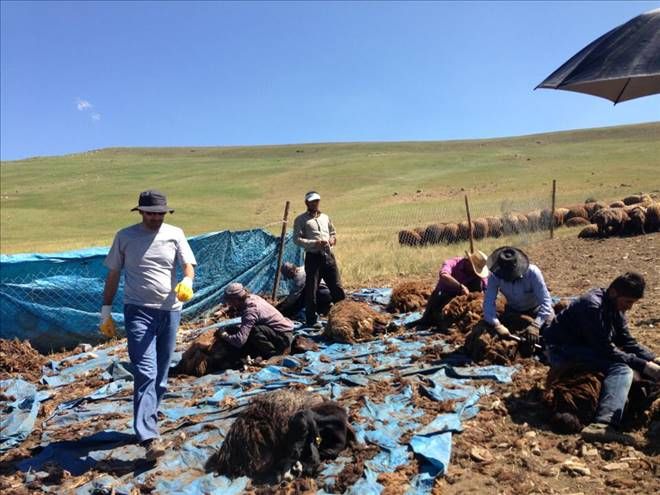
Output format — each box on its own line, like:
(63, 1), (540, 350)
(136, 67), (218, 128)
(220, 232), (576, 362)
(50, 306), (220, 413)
(536, 8), (660, 104)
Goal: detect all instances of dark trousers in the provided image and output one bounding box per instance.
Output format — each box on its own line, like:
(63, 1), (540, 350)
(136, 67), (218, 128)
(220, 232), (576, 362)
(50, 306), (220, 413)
(226, 325), (292, 364)
(279, 286), (332, 318)
(304, 251), (345, 325)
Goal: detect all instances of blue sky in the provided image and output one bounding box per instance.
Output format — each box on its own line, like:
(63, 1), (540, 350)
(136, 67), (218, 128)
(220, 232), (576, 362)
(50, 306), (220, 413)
(1, 1), (659, 161)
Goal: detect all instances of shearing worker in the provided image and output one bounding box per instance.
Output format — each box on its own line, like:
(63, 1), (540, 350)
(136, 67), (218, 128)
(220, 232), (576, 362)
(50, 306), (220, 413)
(276, 262), (332, 319)
(482, 246), (554, 354)
(101, 190), (196, 460)
(544, 272), (660, 444)
(293, 191), (346, 328)
(218, 282), (294, 362)
(417, 250), (489, 328)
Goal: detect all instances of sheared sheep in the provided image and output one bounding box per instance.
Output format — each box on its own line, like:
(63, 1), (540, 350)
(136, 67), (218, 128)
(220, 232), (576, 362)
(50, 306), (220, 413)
(398, 230), (422, 247)
(625, 205), (646, 236)
(456, 221), (472, 241)
(424, 224), (445, 245)
(554, 207), (570, 227)
(207, 389), (354, 480)
(442, 223), (460, 244)
(645, 203), (660, 232)
(485, 217), (503, 238)
(463, 322), (519, 365)
(414, 227), (428, 244)
(584, 201), (607, 219)
(173, 328), (232, 376)
(472, 218), (489, 240)
(564, 217), (590, 228)
(525, 210), (542, 232)
(387, 280), (432, 313)
(609, 200), (626, 208)
(578, 224), (599, 239)
(622, 194), (644, 206)
(592, 207), (630, 237)
(325, 300), (395, 343)
(543, 365), (604, 433)
(501, 213), (520, 236)
(516, 213), (530, 233)
(564, 205), (589, 222)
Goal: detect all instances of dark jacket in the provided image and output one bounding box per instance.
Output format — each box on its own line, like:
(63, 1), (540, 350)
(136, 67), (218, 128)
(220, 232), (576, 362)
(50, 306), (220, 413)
(544, 288), (655, 372)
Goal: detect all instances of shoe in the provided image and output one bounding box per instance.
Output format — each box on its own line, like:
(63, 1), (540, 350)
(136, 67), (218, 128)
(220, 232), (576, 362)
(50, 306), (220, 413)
(142, 438), (166, 461)
(581, 422), (636, 446)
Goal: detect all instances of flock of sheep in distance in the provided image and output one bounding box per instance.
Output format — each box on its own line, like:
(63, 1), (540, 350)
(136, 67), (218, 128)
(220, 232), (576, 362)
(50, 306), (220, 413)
(398, 193), (660, 246)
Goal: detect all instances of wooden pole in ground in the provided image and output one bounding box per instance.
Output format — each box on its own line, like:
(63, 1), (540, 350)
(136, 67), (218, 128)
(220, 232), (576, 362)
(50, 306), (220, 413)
(464, 195), (475, 254)
(550, 179), (556, 239)
(272, 200), (291, 301)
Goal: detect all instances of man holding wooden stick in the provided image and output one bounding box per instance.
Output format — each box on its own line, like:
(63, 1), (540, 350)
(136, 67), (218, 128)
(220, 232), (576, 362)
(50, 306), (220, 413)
(293, 191), (346, 328)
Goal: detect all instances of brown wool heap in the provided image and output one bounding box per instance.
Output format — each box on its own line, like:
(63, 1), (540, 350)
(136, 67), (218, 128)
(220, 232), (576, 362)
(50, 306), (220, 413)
(387, 280), (432, 314)
(325, 300), (395, 343)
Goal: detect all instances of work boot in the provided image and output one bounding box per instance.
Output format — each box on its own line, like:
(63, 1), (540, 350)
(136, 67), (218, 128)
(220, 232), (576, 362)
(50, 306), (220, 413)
(581, 422), (636, 446)
(142, 438), (166, 461)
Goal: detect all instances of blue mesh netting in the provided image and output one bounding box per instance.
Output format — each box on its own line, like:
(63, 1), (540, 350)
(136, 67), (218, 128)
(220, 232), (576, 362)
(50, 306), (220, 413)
(0, 229), (303, 352)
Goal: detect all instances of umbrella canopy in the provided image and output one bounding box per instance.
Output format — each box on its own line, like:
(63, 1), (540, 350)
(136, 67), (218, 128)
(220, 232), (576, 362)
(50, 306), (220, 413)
(536, 8), (660, 103)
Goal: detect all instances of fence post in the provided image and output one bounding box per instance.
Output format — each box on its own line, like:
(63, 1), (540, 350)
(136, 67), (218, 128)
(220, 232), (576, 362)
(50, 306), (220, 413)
(272, 201), (291, 301)
(464, 195), (474, 254)
(550, 180), (556, 240)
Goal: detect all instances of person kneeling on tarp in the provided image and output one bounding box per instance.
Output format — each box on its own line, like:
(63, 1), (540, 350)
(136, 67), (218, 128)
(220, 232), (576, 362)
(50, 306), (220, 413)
(483, 246), (554, 355)
(417, 250), (489, 327)
(219, 283), (294, 362)
(544, 272), (660, 444)
(277, 262), (332, 319)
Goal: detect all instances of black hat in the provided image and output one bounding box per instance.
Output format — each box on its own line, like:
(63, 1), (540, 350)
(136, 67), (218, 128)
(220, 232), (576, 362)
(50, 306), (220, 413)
(487, 246), (529, 282)
(131, 190), (174, 213)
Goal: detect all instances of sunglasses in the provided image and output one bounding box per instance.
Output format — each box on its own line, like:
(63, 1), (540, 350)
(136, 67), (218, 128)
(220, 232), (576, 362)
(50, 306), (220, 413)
(143, 211), (166, 217)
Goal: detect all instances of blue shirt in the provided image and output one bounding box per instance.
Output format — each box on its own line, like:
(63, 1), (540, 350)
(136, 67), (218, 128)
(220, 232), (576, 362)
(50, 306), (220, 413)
(483, 264), (554, 328)
(544, 288), (654, 373)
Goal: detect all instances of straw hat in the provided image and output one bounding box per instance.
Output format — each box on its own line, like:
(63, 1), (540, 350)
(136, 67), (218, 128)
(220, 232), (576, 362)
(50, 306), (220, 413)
(465, 250), (489, 278)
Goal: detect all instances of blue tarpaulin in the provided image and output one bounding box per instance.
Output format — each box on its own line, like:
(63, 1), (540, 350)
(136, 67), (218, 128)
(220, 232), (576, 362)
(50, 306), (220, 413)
(0, 229), (303, 352)
(1, 299), (518, 494)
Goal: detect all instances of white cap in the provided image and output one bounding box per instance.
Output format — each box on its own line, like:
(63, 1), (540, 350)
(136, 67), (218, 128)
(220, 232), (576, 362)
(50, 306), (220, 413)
(305, 191), (321, 202)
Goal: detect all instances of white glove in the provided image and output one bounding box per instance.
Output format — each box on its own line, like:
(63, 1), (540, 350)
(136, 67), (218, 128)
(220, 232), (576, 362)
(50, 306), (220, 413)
(643, 361), (660, 381)
(100, 305), (112, 325)
(494, 323), (512, 338)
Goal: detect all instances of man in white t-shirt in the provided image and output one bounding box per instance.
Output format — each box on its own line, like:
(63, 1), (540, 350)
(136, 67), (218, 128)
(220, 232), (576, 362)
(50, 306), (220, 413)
(101, 190), (197, 461)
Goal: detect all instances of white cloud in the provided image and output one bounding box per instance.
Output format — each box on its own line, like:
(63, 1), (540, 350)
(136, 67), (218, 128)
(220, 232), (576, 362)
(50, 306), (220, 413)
(76, 98), (93, 111)
(91, 113), (101, 121)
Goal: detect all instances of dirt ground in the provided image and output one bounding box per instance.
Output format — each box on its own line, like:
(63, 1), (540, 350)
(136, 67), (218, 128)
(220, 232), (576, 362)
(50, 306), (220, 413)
(0, 233), (658, 494)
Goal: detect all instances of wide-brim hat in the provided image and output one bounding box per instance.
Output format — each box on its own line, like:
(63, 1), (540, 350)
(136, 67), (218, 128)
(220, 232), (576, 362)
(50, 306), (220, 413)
(465, 250), (489, 278)
(131, 190), (174, 213)
(487, 246), (529, 281)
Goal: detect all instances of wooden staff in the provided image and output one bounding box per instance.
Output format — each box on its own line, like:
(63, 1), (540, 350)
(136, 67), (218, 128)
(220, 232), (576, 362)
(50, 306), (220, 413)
(272, 201), (291, 301)
(465, 195), (474, 254)
(550, 180), (556, 239)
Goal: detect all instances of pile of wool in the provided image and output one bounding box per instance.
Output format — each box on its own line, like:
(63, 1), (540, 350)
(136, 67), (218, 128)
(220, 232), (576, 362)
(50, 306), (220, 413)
(0, 338), (48, 383)
(173, 328), (232, 377)
(463, 322), (518, 365)
(387, 280), (432, 313)
(324, 300), (395, 343)
(439, 292), (506, 334)
(542, 365), (603, 433)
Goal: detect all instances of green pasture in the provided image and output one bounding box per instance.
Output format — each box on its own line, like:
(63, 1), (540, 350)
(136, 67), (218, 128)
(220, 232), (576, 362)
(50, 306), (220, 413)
(2, 122), (658, 286)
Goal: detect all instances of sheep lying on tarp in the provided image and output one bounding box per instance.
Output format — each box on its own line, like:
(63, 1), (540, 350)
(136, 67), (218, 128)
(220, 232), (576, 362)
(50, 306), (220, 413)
(463, 322), (519, 365)
(542, 365), (604, 433)
(387, 280), (432, 313)
(438, 292), (506, 334)
(207, 389), (355, 481)
(325, 300), (396, 343)
(542, 365), (660, 434)
(173, 328), (232, 377)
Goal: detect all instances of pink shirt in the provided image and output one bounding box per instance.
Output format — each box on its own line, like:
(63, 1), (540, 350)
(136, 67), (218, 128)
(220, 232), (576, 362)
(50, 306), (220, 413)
(223, 294), (294, 348)
(435, 256), (488, 294)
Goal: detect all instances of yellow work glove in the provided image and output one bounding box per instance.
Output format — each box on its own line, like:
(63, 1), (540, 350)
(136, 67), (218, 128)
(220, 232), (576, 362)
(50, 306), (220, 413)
(174, 277), (194, 302)
(99, 305), (118, 338)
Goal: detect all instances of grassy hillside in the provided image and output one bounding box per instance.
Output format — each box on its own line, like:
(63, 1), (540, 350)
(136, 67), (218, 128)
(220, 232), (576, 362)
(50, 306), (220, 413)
(2, 122), (659, 285)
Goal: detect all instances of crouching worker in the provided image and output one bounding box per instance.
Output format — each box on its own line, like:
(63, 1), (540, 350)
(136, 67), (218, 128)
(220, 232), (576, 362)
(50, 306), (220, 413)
(417, 250), (489, 327)
(277, 262), (332, 319)
(544, 272), (660, 444)
(220, 283), (294, 363)
(483, 246), (554, 355)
